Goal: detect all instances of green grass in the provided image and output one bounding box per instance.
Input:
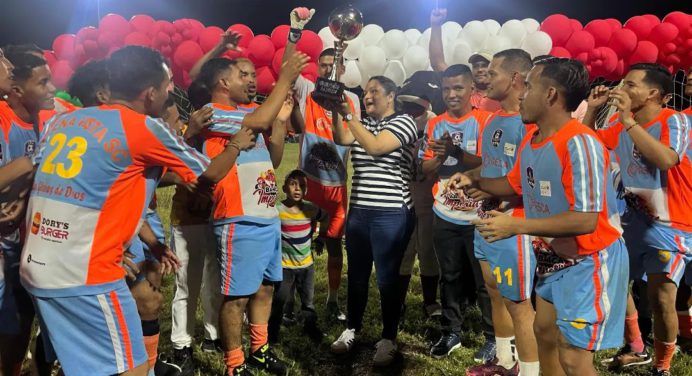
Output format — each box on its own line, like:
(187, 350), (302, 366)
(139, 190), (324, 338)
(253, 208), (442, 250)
(155, 143), (692, 376)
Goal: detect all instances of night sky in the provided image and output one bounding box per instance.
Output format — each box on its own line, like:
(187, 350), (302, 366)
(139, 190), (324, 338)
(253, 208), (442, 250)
(0, 0), (685, 49)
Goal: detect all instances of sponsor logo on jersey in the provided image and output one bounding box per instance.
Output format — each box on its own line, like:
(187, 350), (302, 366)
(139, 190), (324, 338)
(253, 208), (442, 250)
(34, 214), (70, 242)
(31, 212), (41, 235)
(526, 166), (535, 188)
(491, 129), (503, 147)
(254, 169), (278, 208)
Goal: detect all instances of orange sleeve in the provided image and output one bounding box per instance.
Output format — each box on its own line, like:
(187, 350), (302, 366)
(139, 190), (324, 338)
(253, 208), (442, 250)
(595, 122), (623, 150)
(421, 118), (437, 161)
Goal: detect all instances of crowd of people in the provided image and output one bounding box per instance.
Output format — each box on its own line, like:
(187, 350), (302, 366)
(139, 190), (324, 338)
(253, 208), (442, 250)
(0, 6), (690, 376)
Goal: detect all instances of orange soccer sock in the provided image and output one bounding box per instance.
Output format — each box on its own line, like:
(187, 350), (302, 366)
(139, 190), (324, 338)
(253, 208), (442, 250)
(654, 339), (677, 371)
(143, 334), (159, 369)
(224, 347), (245, 375)
(625, 312), (645, 353)
(249, 323), (269, 353)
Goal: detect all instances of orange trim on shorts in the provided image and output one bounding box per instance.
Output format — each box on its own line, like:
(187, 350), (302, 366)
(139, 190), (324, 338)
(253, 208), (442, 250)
(588, 253), (604, 350)
(110, 291), (135, 370)
(223, 224), (236, 295)
(517, 236), (525, 300)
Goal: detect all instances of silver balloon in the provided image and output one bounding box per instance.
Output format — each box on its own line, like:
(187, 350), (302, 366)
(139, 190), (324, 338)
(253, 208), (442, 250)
(328, 6), (364, 41)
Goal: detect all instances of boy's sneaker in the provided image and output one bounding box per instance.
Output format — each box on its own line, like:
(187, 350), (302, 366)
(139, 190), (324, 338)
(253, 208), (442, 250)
(465, 359), (519, 376)
(201, 339), (223, 353)
(473, 339), (497, 363)
(601, 345), (652, 369)
(326, 302), (347, 323)
(247, 343), (288, 376)
(373, 339), (398, 367)
(331, 328), (356, 354)
(430, 332), (461, 359)
(170, 347), (195, 376)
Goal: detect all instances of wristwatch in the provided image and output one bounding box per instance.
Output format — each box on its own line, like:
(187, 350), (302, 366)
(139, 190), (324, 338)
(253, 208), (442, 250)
(344, 113), (353, 121)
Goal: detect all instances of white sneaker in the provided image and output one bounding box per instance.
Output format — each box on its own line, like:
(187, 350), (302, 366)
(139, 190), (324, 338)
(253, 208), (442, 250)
(373, 339), (398, 366)
(331, 328), (356, 354)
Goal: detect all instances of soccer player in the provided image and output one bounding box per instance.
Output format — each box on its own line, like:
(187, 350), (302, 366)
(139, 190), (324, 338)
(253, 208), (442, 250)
(584, 63), (690, 376)
(194, 46), (308, 374)
(420, 64), (495, 361)
(67, 59), (111, 108)
(465, 49), (539, 376)
(680, 66), (692, 354)
(20, 45), (243, 376)
(450, 57), (628, 376)
(0, 47), (14, 97)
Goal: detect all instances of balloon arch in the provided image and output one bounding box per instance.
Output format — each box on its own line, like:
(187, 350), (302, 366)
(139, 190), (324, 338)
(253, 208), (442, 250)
(46, 12), (691, 93)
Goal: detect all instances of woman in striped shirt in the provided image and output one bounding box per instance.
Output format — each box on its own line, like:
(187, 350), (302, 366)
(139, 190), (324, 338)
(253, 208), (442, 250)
(326, 76), (418, 366)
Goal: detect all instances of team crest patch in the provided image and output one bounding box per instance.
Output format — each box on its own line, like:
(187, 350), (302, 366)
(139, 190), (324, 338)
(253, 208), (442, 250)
(658, 250), (671, 263)
(491, 129), (503, 147)
(526, 166), (535, 188)
(450, 131), (463, 146)
(25, 140), (36, 156)
(632, 145), (643, 161)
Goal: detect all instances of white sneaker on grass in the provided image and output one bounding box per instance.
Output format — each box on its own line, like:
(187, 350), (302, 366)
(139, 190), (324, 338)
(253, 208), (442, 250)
(373, 339), (398, 366)
(331, 328), (356, 354)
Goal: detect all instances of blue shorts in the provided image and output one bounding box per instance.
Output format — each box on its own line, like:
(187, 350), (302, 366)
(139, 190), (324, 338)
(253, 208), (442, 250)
(475, 231), (535, 302)
(623, 211), (691, 287)
(535, 238), (629, 351)
(128, 210), (166, 283)
(0, 245), (22, 335)
(33, 280), (147, 375)
(214, 220), (282, 297)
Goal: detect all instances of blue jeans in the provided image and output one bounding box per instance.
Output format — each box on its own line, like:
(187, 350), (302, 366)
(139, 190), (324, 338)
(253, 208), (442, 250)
(345, 205), (414, 339)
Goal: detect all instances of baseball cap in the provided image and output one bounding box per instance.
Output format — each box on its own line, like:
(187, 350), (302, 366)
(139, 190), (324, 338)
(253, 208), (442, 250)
(468, 50), (493, 65)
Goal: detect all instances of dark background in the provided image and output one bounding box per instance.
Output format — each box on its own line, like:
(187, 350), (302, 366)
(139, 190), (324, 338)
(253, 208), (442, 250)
(0, 0), (685, 49)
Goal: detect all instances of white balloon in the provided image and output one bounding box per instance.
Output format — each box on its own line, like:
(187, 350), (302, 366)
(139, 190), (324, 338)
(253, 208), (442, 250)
(521, 31), (553, 58)
(318, 27), (336, 50)
(360, 24), (385, 46)
(404, 29), (422, 45)
(484, 35), (512, 54)
(381, 29), (408, 60)
(383, 60), (407, 86)
(343, 37), (364, 60)
(442, 21), (462, 42)
(482, 19), (501, 36)
(448, 41), (473, 65)
(521, 18), (540, 33)
(460, 21), (488, 51)
(403, 45), (430, 76)
(359, 45), (387, 76)
(341, 60), (362, 88)
(417, 28), (431, 48)
(499, 19), (527, 47)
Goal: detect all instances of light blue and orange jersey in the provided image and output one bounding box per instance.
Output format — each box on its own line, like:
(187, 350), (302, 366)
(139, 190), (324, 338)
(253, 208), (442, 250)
(277, 201), (327, 269)
(202, 102), (278, 225)
(21, 104), (210, 297)
(0, 101), (39, 166)
(597, 109), (691, 231)
(38, 97), (80, 129)
(420, 109), (492, 225)
(298, 94), (356, 187)
(507, 120), (623, 258)
(478, 111), (534, 218)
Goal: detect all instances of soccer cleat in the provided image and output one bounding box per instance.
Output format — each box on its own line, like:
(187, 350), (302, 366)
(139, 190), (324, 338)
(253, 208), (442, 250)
(169, 347), (195, 376)
(247, 343), (288, 376)
(154, 356), (183, 376)
(226, 363), (254, 376)
(651, 369), (671, 376)
(201, 339), (223, 353)
(465, 358), (519, 376)
(473, 339), (497, 363)
(430, 332), (462, 359)
(373, 339), (398, 367)
(601, 345), (652, 369)
(326, 302), (347, 323)
(331, 328), (356, 354)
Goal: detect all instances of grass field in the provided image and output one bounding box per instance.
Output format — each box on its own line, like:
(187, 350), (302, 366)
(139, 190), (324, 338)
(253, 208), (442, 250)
(154, 143), (692, 376)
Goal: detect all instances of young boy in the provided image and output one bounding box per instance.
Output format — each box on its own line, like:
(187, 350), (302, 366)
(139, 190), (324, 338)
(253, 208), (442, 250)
(268, 169), (327, 343)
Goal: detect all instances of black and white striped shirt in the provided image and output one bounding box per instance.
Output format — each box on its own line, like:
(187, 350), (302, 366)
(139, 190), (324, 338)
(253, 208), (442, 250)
(350, 113), (418, 210)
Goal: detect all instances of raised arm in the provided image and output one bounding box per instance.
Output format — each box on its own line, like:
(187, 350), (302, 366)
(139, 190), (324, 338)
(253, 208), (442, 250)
(189, 31), (242, 81)
(582, 85), (610, 129)
(429, 8), (449, 72)
(268, 95), (293, 168)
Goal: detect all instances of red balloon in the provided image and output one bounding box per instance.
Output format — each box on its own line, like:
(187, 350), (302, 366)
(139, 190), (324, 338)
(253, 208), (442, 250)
(607, 28), (638, 58)
(247, 35), (275, 68)
(227, 24), (254, 48)
(624, 15), (656, 40)
(97, 32), (124, 52)
(642, 14), (661, 26)
(150, 20), (176, 37)
(256, 66), (277, 94)
(604, 18), (622, 32)
(663, 11), (692, 33)
(569, 19), (583, 32)
(130, 15), (155, 33)
(99, 14), (131, 41)
(296, 30), (322, 62)
(153, 32), (172, 47)
(53, 34), (76, 60)
(628, 41), (659, 65)
(589, 46), (618, 77)
(124, 32), (151, 47)
(174, 41), (204, 71)
(171, 33), (184, 47)
(188, 19), (205, 32)
(540, 14), (573, 46)
(160, 45), (174, 59)
(271, 25), (290, 49)
(301, 62), (318, 82)
(565, 30), (595, 56)
(584, 20), (613, 47)
(549, 46), (571, 58)
(605, 59), (625, 80)
(648, 22), (679, 45)
(51, 60), (74, 90)
(43, 50), (57, 67)
(574, 52), (589, 63)
(82, 40), (102, 59)
(272, 48), (285, 74)
(76, 27), (99, 43)
(199, 26), (224, 53)
(70, 44), (87, 69)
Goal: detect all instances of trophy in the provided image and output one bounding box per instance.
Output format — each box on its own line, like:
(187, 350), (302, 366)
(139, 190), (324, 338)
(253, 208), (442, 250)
(312, 6), (363, 108)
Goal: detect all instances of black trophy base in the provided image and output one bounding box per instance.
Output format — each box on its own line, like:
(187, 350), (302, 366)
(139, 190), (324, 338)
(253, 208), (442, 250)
(312, 77), (345, 109)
